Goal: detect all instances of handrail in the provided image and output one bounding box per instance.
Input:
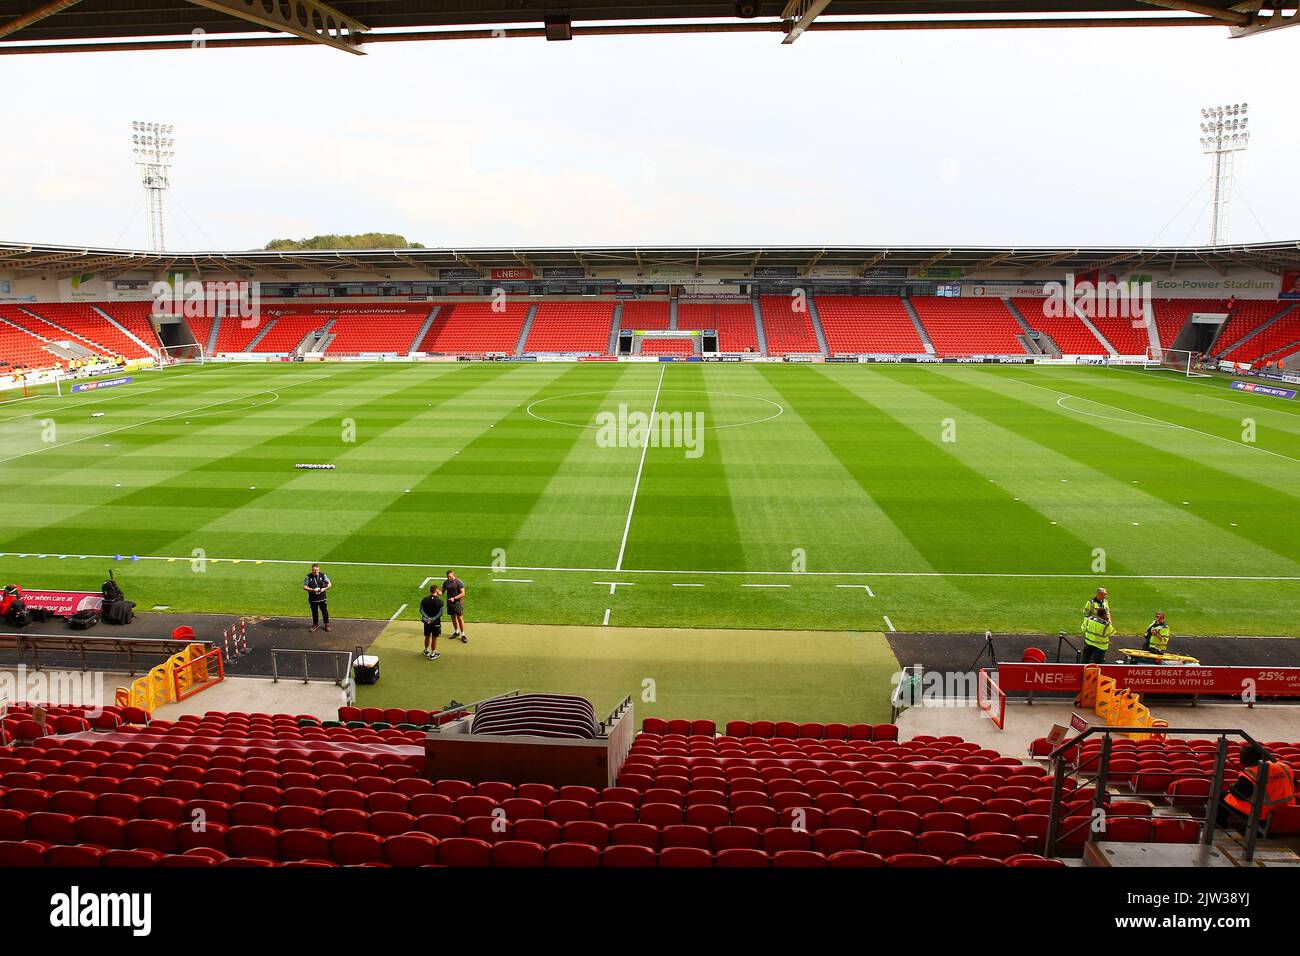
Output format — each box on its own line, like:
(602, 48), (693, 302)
(0, 632), (215, 675)
(269, 646), (353, 686)
(427, 689), (520, 732)
(1044, 725), (1271, 862)
(1047, 725), (1262, 762)
(602, 695), (632, 734)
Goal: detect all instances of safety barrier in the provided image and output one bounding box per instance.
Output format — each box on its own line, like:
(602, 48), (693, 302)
(1077, 665), (1161, 739)
(115, 643), (220, 714)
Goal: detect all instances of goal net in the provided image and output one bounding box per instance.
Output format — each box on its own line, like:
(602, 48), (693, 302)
(977, 668), (1006, 730)
(1145, 347), (1212, 377)
(157, 343), (207, 367)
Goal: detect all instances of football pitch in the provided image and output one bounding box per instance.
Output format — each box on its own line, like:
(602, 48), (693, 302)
(3, 359), (1300, 643)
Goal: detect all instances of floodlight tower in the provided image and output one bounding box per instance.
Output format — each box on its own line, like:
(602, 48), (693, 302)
(131, 121), (175, 252)
(1199, 104), (1249, 246)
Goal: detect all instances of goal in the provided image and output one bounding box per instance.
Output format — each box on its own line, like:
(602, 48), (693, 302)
(157, 343), (207, 367)
(977, 668), (1006, 730)
(1144, 347), (1212, 377)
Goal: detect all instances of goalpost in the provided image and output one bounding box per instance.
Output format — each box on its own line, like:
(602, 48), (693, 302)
(1144, 347), (1212, 377)
(157, 343), (207, 367)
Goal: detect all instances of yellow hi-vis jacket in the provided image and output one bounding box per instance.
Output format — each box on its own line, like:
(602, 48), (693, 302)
(1145, 621), (1171, 653)
(1082, 615), (1113, 650)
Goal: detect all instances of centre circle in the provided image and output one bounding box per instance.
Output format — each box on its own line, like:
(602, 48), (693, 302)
(526, 388), (784, 431)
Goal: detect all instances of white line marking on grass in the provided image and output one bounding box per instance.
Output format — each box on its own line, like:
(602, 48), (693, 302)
(0, 386), (164, 424)
(8, 550), (1300, 582)
(1012, 377), (1300, 467)
(595, 581), (637, 594)
(883, 615), (897, 632)
(838, 584), (875, 596)
(419, 577), (434, 588)
(672, 583), (705, 587)
(614, 363), (666, 572)
(742, 583), (790, 588)
(0, 375), (335, 468)
(602, 608), (611, 626)
(388, 603), (407, 623)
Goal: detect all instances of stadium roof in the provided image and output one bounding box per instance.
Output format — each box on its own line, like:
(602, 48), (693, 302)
(3, 239), (1298, 280)
(0, 1), (1294, 55)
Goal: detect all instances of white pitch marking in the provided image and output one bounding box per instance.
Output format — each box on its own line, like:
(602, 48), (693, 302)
(672, 583), (706, 587)
(388, 603), (407, 623)
(0, 385), (164, 423)
(613, 363), (666, 572)
(602, 608), (611, 626)
(883, 615), (897, 632)
(595, 580), (637, 595)
(493, 578), (532, 584)
(9, 551), (1300, 583)
(419, 576), (434, 589)
(1013, 377), (1300, 467)
(837, 584), (875, 596)
(742, 583), (791, 588)
(0, 375), (333, 468)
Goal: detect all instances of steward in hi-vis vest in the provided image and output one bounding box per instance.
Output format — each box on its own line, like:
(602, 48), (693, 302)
(1144, 612), (1171, 654)
(1080, 587), (1114, 665)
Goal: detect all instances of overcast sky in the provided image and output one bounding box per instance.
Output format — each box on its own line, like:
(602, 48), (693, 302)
(3, 20), (1296, 251)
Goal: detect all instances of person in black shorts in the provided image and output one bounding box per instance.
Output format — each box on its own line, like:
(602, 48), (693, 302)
(444, 570), (467, 643)
(303, 563), (331, 632)
(420, 585), (444, 661)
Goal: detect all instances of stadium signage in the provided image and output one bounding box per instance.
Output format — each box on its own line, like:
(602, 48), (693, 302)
(70, 376), (132, 393)
(439, 268), (481, 280)
(997, 662), (1300, 698)
(18, 589), (103, 616)
(491, 268), (534, 280)
(1230, 381), (1296, 400)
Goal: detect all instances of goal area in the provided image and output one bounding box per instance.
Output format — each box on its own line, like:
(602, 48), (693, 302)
(157, 343), (207, 366)
(1144, 347), (1212, 377)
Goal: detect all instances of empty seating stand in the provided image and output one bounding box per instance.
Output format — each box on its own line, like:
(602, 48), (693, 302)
(758, 296), (819, 355)
(417, 302), (529, 355)
(325, 311), (430, 354)
(817, 296), (924, 355)
(0, 708), (1069, 867)
(1013, 298), (1107, 355)
(640, 338), (694, 356)
(911, 298), (1027, 357)
(677, 302), (758, 353)
(523, 302), (615, 354)
(619, 301), (670, 330)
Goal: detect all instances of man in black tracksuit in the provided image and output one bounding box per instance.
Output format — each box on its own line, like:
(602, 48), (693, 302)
(303, 564), (331, 632)
(420, 585), (444, 661)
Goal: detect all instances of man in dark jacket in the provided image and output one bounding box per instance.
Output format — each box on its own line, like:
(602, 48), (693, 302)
(303, 564), (332, 632)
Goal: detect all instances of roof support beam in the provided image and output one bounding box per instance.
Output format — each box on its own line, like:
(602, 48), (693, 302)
(1229, 1), (1300, 37)
(0, 18), (1222, 55)
(1135, 1), (1250, 24)
(0, 0), (81, 41)
(183, 0), (368, 54)
(781, 0), (833, 44)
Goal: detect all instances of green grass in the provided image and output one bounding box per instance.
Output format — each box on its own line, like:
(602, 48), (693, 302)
(2, 359), (1299, 642)
(356, 622), (898, 726)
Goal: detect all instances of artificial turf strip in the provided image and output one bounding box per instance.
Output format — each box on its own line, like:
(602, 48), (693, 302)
(0, 362), (1298, 643)
(357, 621), (900, 726)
